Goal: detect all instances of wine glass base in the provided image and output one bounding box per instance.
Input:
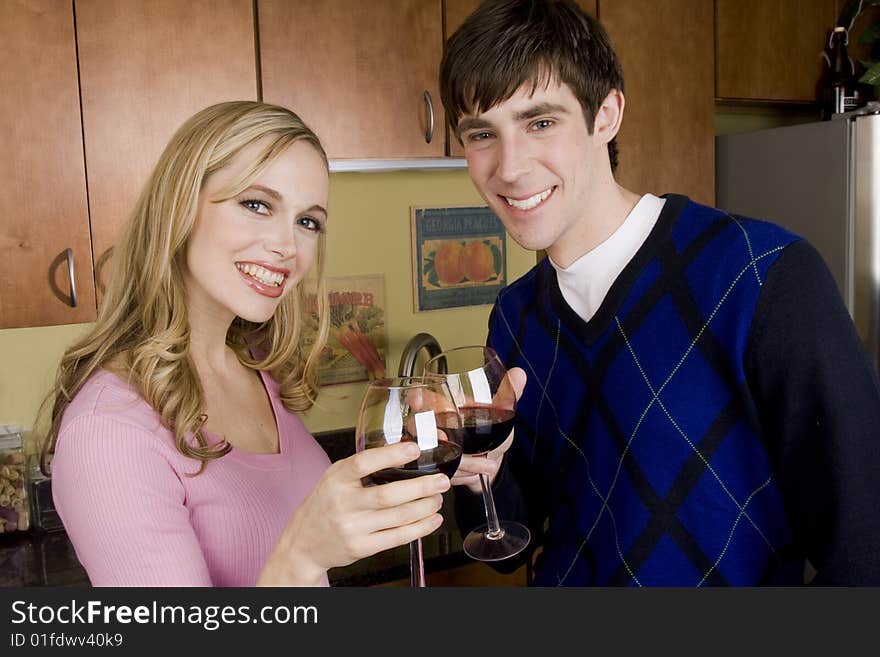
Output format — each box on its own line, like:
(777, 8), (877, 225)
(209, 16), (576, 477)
(462, 521), (530, 562)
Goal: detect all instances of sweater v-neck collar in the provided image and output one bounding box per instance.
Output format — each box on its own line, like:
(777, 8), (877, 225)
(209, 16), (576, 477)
(545, 193), (689, 345)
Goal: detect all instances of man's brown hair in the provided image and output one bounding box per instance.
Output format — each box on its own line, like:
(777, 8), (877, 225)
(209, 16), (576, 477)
(440, 0), (624, 170)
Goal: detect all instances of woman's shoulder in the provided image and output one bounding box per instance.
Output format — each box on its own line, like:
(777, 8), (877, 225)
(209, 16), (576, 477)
(60, 369), (165, 439)
(52, 369), (185, 483)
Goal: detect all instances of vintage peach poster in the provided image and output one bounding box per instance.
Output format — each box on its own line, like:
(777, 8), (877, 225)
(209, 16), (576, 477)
(411, 206), (507, 311)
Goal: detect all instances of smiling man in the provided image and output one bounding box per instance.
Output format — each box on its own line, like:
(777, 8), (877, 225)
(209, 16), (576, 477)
(440, 0), (880, 586)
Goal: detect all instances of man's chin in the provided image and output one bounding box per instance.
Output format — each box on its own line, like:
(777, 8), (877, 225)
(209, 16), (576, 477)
(506, 231), (554, 254)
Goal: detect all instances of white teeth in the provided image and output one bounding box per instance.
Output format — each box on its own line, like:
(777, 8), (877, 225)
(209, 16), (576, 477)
(504, 188), (552, 210)
(236, 263), (285, 287)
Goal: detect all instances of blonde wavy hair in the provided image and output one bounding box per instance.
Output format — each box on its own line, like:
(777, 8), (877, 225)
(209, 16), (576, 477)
(40, 101), (330, 475)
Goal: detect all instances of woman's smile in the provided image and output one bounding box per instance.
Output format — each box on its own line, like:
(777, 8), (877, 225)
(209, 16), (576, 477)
(235, 261), (290, 298)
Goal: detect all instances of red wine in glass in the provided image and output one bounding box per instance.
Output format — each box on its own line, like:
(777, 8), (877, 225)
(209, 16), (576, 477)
(424, 346), (530, 562)
(355, 376), (463, 586)
(436, 405), (515, 456)
(365, 437), (463, 485)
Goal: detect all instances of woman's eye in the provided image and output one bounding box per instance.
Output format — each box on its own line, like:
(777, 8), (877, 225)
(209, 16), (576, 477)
(241, 199), (270, 215)
(298, 216), (324, 233)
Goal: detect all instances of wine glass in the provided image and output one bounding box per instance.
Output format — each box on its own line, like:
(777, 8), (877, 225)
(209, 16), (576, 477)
(423, 345), (530, 562)
(355, 376), (463, 587)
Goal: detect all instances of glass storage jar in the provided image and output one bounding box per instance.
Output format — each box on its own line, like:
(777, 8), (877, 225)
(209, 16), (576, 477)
(0, 426), (30, 534)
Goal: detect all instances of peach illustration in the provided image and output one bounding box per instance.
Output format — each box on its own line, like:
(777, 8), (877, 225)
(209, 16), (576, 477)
(463, 240), (496, 283)
(434, 241), (465, 286)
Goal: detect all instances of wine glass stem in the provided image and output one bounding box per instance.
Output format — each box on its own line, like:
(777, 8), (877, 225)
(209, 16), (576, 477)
(478, 473), (505, 540)
(409, 538), (426, 587)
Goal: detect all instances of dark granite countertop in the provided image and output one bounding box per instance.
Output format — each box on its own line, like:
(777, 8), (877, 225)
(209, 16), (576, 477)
(0, 427), (472, 587)
(0, 529), (88, 587)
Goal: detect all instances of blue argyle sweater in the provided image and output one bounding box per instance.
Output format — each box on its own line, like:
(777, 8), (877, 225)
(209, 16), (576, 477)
(456, 194), (880, 586)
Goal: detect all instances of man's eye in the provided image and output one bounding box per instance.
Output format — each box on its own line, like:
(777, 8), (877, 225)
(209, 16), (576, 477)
(467, 131), (493, 142)
(531, 119), (553, 131)
(241, 199), (270, 215)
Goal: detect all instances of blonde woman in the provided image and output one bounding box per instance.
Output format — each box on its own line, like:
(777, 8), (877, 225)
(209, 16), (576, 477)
(41, 101), (449, 586)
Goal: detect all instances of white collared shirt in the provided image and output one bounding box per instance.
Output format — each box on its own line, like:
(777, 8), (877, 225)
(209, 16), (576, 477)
(550, 193), (666, 322)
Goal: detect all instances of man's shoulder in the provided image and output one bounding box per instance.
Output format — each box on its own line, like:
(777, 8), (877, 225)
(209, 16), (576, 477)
(667, 196), (802, 270)
(675, 196), (801, 245)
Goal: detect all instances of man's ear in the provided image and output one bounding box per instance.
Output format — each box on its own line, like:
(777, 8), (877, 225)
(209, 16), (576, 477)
(592, 88), (624, 145)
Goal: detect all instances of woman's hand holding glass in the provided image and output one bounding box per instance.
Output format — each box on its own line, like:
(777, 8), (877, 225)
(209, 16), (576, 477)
(258, 440), (449, 586)
(354, 377), (463, 586)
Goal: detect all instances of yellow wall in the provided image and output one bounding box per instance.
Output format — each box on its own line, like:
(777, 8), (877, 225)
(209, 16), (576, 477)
(0, 169), (535, 440)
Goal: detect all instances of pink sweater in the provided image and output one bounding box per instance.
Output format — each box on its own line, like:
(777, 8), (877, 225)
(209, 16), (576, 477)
(51, 369), (331, 586)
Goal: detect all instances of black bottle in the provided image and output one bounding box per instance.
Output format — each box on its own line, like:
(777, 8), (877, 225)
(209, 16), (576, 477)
(820, 27), (860, 119)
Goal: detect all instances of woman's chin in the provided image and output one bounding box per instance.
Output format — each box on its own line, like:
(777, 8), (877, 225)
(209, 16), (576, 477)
(226, 296), (283, 324)
(236, 307), (278, 324)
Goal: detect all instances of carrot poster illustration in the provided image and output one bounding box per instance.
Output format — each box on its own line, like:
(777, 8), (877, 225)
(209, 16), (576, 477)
(303, 275), (387, 385)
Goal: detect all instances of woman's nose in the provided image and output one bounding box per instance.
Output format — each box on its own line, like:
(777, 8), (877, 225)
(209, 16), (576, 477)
(265, 221), (297, 260)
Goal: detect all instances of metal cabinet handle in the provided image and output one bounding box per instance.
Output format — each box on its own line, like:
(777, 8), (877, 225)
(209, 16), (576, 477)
(423, 90), (435, 144)
(65, 247), (78, 308)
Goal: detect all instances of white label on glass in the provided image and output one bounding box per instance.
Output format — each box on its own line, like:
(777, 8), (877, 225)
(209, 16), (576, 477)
(413, 411), (439, 450)
(468, 369), (493, 404)
(444, 375), (466, 408)
(382, 391), (404, 443)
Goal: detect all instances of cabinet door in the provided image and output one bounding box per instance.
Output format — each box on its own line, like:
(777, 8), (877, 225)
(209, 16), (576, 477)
(444, 0), (597, 158)
(601, 0), (715, 205)
(76, 0), (257, 293)
(0, 0), (94, 328)
(259, 0), (445, 159)
(716, 0), (838, 102)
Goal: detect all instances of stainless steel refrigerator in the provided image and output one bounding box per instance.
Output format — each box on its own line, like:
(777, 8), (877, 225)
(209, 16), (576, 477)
(716, 106), (880, 370)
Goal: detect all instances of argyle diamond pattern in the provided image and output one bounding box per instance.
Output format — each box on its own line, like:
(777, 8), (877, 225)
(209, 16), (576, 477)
(488, 196), (800, 586)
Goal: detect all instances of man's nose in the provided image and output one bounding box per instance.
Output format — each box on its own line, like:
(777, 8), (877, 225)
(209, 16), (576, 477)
(495, 135), (531, 184)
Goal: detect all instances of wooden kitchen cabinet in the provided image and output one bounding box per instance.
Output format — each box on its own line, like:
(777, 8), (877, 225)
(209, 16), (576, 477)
(0, 0), (95, 329)
(259, 0), (446, 160)
(2, 0), (716, 330)
(601, 0), (715, 205)
(76, 0), (258, 294)
(716, 0), (839, 102)
(444, 0), (597, 157)
(443, 0), (484, 158)
(1, 0), (258, 330)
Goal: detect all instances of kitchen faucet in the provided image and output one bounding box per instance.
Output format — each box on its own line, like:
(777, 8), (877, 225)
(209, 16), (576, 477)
(397, 332), (444, 377)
